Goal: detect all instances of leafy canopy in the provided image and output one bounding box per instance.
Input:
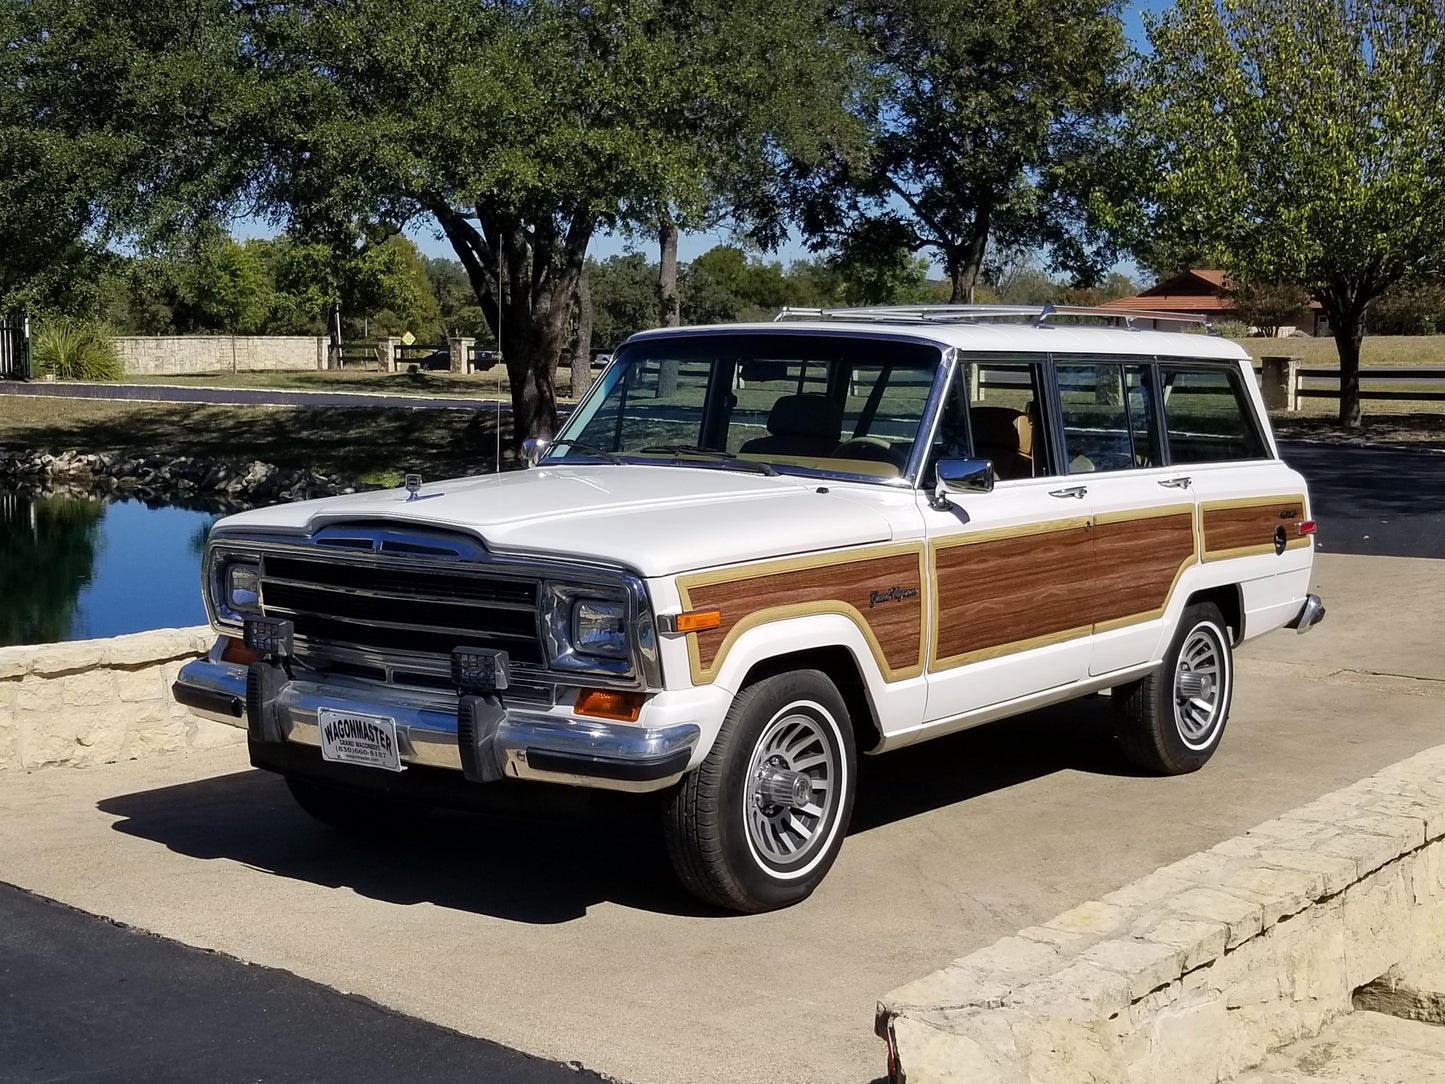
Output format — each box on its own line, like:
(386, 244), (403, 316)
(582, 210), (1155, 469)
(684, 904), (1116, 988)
(795, 0), (1130, 301)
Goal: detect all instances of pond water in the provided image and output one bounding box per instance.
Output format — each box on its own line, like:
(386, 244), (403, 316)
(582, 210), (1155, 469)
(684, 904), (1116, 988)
(1, 487), (230, 647)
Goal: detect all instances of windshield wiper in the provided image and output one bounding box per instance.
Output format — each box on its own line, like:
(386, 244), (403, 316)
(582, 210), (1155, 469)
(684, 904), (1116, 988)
(636, 444), (776, 476)
(550, 439), (623, 465)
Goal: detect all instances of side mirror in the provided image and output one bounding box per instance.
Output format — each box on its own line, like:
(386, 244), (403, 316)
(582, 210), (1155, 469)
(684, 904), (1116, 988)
(931, 458), (994, 510)
(521, 437), (549, 468)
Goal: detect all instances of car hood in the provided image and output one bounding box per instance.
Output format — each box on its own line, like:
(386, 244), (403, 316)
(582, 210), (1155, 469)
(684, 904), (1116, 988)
(210, 464), (903, 577)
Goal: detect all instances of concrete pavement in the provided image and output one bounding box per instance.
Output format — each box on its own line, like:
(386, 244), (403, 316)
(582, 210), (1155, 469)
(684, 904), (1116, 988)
(1, 552), (1443, 1083)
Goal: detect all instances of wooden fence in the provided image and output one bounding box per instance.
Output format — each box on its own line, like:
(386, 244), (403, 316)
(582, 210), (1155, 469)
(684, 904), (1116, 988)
(1257, 356), (1445, 410)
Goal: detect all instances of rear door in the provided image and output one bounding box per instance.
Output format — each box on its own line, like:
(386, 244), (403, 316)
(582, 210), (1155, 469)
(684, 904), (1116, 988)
(1050, 358), (1201, 676)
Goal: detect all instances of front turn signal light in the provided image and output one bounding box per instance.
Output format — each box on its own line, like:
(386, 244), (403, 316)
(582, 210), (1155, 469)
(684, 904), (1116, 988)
(220, 637), (263, 665)
(575, 689), (645, 722)
(665, 609), (722, 633)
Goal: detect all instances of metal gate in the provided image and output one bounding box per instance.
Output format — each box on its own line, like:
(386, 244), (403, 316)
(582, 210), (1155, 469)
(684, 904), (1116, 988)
(0, 312), (30, 379)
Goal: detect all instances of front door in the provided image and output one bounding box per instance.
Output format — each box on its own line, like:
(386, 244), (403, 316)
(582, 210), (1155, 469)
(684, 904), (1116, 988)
(921, 357), (1094, 723)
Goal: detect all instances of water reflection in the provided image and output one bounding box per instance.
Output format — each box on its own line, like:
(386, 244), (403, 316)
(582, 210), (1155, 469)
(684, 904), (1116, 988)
(0, 486), (233, 647)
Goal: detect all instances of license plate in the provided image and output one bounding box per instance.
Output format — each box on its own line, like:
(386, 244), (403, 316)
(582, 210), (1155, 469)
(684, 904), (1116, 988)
(317, 707), (404, 772)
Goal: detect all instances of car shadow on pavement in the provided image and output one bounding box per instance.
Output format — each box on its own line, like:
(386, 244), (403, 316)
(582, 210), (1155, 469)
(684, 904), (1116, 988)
(98, 697), (1138, 923)
(851, 692), (1142, 833)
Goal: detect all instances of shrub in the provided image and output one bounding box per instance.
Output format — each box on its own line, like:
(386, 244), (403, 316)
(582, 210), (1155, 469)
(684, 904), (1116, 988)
(32, 318), (124, 381)
(1211, 320), (1252, 339)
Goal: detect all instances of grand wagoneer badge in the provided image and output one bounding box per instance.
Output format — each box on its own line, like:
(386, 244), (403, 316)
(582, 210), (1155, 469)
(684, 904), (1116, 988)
(869, 586), (920, 607)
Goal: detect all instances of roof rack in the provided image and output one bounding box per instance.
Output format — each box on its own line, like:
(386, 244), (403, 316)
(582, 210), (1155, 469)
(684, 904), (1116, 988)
(772, 303), (1216, 333)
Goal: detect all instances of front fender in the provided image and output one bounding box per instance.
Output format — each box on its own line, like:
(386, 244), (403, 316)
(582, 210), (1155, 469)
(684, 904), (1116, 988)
(685, 611), (928, 750)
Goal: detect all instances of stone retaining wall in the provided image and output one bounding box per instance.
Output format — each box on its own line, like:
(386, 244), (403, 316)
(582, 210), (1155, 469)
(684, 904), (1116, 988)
(114, 336), (326, 375)
(0, 627), (244, 772)
(878, 745), (1445, 1083)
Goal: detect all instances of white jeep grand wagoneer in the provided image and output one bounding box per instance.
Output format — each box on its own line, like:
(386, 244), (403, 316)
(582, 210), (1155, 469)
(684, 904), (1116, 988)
(173, 305), (1324, 912)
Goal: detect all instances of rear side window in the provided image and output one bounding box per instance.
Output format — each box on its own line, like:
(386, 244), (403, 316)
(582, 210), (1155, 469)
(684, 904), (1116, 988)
(1057, 362), (1158, 474)
(1160, 366), (1266, 464)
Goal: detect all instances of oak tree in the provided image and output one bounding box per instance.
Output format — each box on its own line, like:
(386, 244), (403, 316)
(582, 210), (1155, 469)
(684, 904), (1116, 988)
(1131, 0), (1445, 426)
(794, 0), (1130, 302)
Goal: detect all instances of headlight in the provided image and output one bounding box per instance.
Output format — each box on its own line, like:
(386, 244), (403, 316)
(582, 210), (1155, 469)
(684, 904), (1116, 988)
(211, 554), (262, 623)
(543, 582), (634, 675)
(571, 598), (627, 658)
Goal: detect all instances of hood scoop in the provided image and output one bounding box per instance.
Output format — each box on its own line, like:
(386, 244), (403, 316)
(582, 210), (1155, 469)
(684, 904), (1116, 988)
(309, 522), (486, 560)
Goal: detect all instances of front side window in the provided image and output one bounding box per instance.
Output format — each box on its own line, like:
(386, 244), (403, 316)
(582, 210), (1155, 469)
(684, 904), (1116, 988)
(1159, 366), (1266, 464)
(549, 333), (944, 482)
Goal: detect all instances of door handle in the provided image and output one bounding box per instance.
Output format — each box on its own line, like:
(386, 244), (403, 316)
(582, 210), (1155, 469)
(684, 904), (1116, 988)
(1048, 486), (1087, 500)
(1158, 476), (1192, 489)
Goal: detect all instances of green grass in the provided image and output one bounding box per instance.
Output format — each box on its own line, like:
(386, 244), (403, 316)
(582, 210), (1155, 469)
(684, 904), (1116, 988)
(1230, 335), (1445, 368)
(116, 367), (590, 400)
(0, 397), (510, 480)
(121, 368), (512, 397)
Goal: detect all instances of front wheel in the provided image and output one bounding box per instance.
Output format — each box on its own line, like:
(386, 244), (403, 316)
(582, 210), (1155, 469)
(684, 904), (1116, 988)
(1112, 602), (1234, 775)
(664, 670), (857, 913)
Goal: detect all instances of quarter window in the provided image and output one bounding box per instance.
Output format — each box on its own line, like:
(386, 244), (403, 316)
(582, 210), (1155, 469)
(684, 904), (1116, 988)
(1160, 367), (1266, 463)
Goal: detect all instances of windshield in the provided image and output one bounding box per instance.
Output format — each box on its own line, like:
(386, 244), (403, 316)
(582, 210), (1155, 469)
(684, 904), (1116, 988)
(547, 332), (944, 482)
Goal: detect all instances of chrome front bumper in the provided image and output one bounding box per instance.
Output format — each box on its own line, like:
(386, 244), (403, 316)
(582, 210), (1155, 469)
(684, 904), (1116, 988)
(1286, 593), (1327, 634)
(172, 649), (700, 794)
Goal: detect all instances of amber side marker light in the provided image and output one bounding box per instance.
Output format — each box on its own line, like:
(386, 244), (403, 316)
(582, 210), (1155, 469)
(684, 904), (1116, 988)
(220, 637), (264, 665)
(671, 609), (722, 633)
(575, 689), (644, 722)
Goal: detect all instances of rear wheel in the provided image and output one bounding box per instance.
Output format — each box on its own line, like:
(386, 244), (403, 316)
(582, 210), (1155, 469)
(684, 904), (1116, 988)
(285, 777), (432, 835)
(1112, 602), (1234, 775)
(664, 670), (856, 912)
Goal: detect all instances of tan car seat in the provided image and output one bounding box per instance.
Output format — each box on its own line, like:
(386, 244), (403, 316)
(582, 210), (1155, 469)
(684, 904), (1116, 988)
(738, 394), (843, 458)
(970, 405), (1035, 480)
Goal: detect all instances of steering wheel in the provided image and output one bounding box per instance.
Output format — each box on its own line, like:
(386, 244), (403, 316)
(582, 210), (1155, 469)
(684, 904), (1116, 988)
(831, 437), (908, 468)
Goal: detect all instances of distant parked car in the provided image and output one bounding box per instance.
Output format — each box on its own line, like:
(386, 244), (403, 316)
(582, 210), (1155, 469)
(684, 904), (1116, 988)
(416, 349), (450, 371)
(592, 352), (613, 368)
(471, 349), (500, 373)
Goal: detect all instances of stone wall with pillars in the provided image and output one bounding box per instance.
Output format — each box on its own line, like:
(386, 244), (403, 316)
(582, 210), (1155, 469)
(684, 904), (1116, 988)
(113, 336), (327, 375)
(0, 627), (245, 772)
(878, 744), (1445, 1084)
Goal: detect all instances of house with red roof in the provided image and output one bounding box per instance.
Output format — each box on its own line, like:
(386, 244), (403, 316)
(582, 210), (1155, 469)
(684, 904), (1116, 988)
(1102, 270), (1326, 336)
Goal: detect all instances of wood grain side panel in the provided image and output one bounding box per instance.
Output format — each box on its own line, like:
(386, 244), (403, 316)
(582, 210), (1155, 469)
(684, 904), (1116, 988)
(683, 551), (924, 680)
(1202, 496), (1307, 560)
(1091, 510), (1198, 627)
(933, 524), (1093, 665)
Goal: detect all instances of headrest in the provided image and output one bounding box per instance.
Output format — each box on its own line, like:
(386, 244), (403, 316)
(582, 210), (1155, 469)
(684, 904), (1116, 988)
(767, 394), (843, 440)
(971, 406), (1026, 452)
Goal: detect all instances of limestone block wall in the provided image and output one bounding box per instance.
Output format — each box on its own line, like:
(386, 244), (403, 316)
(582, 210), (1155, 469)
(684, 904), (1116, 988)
(878, 745), (1445, 1084)
(0, 627), (245, 771)
(114, 336), (326, 375)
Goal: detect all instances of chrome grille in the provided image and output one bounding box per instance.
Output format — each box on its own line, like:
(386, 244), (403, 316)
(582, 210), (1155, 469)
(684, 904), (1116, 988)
(257, 553), (544, 667)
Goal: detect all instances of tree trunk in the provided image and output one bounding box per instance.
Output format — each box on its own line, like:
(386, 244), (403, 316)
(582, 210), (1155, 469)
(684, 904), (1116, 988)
(571, 262), (594, 402)
(1317, 285), (1368, 429)
(658, 215), (680, 327)
(946, 204), (992, 303)
(656, 213), (681, 397)
(431, 201), (592, 450)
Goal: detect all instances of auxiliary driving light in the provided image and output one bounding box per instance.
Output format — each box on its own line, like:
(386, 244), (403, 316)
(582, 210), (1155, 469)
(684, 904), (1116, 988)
(243, 616), (294, 657)
(451, 647), (511, 693)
